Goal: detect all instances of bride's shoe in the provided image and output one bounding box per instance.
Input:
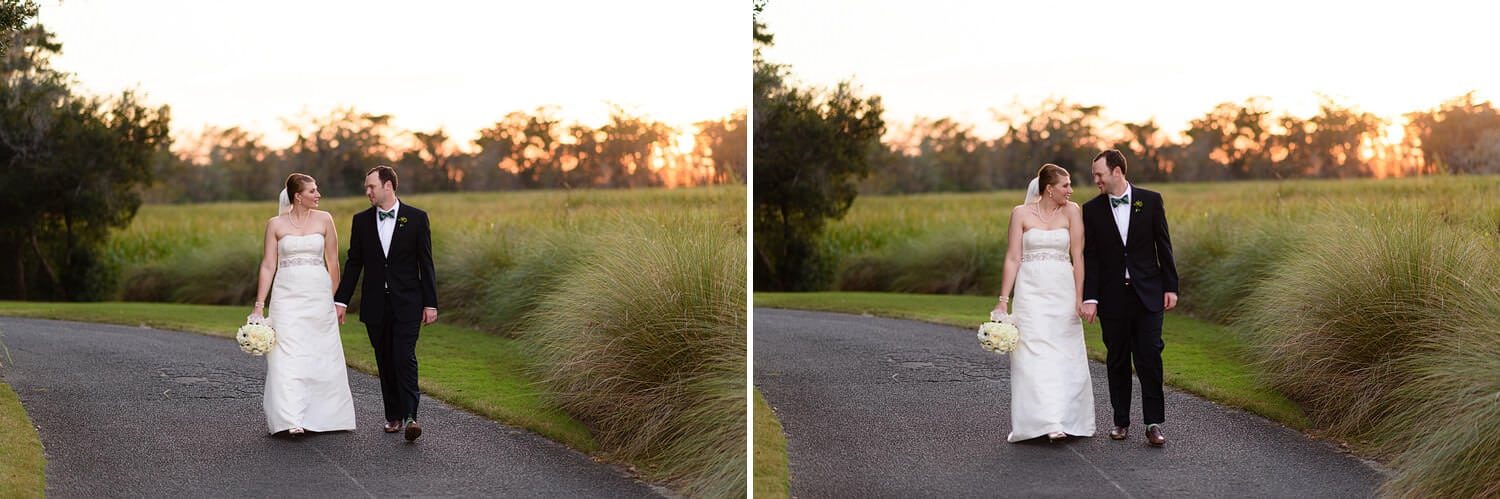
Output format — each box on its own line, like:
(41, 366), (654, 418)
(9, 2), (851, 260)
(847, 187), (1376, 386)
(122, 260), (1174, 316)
(289, 427), (305, 436)
(1047, 432), (1067, 442)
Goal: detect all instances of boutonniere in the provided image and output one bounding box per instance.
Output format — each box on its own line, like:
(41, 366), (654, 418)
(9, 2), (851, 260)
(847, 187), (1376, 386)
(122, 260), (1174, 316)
(398, 216), (409, 228)
(1132, 200), (1143, 214)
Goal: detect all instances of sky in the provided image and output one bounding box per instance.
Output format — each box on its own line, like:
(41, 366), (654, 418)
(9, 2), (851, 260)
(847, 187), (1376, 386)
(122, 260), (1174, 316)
(758, 0), (1499, 140)
(34, 0), (745, 149)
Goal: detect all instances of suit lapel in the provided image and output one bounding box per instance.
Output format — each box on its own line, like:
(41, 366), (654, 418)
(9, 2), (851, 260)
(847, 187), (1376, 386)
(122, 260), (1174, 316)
(370, 209), (387, 262)
(1091, 197), (1123, 251)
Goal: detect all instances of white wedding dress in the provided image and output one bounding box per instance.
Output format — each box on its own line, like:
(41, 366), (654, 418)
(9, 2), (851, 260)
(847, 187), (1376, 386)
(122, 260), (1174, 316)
(1007, 228), (1096, 442)
(265, 233), (357, 433)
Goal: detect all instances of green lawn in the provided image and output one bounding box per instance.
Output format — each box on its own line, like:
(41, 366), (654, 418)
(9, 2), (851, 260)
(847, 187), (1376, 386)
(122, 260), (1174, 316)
(0, 301), (595, 453)
(753, 389), (789, 499)
(754, 292), (1308, 429)
(0, 369), (45, 499)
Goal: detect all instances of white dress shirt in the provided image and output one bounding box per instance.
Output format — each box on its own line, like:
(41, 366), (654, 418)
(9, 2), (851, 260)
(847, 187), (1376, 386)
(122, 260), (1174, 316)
(378, 201), (400, 258)
(1111, 184), (1132, 247)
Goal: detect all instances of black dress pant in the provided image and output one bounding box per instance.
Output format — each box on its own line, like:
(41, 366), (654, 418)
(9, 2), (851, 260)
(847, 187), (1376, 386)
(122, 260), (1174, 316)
(1100, 284), (1165, 428)
(367, 292), (421, 422)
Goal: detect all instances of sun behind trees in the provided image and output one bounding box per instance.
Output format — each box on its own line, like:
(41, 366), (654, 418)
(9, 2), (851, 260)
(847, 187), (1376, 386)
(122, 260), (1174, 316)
(152, 106), (746, 203)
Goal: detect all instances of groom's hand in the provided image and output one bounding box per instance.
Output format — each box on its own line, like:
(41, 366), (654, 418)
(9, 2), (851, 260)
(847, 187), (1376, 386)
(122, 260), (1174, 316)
(1164, 292), (1178, 312)
(335, 304), (346, 324)
(1080, 303), (1097, 323)
(422, 307), (438, 326)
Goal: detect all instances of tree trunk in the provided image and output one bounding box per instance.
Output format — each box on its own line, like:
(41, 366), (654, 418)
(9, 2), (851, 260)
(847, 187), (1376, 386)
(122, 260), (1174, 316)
(7, 239), (26, 301)
(29, 233), (64, 301)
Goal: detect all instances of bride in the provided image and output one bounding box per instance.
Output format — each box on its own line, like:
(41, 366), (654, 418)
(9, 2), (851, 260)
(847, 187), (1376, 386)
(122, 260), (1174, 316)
(249, 173), (357, 435)
(993, 163), (1096, 442)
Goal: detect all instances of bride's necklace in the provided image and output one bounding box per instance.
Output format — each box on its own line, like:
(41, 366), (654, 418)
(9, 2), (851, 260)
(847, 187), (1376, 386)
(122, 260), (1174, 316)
(1032, 200), (1062, 224)
(287, 208), (310, 230)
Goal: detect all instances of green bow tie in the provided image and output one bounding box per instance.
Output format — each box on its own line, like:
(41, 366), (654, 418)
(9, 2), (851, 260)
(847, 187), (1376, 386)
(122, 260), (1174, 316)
(379, 209), (396, 221)
(1110, 195), (1130, 208)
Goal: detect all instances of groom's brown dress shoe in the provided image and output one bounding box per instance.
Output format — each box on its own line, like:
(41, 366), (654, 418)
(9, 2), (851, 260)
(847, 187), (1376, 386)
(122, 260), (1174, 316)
(1146, 424), (1166, 447)
(383, 420), (402, 433)
(1109, 426), (1128, 440)
(404, 419), (422, 442)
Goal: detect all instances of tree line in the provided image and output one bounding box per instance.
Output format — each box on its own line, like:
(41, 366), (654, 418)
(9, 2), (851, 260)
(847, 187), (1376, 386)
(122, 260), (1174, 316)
(152, 106), (746, 204)
(866, 93), (1499, 194)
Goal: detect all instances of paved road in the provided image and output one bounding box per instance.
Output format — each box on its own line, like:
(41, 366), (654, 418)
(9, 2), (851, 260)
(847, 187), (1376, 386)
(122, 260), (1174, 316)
(755, 308), (1386, 498)
(0, 317), (663, 498)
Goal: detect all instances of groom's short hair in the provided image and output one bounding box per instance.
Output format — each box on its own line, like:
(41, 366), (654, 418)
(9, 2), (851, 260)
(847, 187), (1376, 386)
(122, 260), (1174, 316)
(367, 165), (399, 190)
(1094, 149), (1128, 174)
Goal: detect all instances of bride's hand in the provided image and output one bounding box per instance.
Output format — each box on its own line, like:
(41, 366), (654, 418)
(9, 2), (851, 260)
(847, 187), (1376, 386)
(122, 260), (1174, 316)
(248, 303), (266, 324)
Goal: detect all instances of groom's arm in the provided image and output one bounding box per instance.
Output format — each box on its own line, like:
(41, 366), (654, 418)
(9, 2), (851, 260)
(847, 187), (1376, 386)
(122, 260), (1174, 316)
(1152, 192), (1180, 294)
(417, 211), (439, 313)
(334, 213), (363, 307)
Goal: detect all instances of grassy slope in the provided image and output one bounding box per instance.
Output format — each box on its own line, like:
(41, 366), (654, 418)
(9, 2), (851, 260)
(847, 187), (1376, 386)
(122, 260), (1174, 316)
(0, 301), (594, 452)
(0, 372), (45, 499)
(752, 389), (789, 499)
(754, 292), (1308, 429)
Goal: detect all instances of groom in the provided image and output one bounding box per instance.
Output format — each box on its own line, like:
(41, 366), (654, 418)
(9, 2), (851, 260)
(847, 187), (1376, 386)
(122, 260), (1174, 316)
(1079, 149), (1179, 447)
(335, 165), (439, 442)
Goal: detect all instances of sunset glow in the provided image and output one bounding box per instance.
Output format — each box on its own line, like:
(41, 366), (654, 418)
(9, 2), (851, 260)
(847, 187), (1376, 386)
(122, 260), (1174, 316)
(37, 0), (741, 150)
(759, 0), (1499, 147)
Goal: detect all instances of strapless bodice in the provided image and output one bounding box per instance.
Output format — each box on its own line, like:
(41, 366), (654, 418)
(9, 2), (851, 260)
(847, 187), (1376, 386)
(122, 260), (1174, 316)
(277, 233), (325, 268)
(1021, 228), (1070, 263)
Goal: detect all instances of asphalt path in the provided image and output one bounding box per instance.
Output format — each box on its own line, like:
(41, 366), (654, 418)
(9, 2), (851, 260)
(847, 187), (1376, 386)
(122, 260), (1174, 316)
(0, 316), (663, 498)
(754, 308), (1386, 498)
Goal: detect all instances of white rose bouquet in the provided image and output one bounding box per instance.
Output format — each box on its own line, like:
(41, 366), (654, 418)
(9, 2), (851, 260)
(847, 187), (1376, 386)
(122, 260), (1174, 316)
(236, 317), (277, 356)
(978, 311), (1019, 354)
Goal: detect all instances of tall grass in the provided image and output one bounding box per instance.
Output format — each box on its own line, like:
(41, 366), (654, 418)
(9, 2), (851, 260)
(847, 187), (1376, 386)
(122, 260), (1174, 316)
(107, 187), (747, 496)
(1234, 209), (1500, 497)
(837, 227), (1006, 294)
(1378, 318), (1500, 498)
(524, 218), (746, 498)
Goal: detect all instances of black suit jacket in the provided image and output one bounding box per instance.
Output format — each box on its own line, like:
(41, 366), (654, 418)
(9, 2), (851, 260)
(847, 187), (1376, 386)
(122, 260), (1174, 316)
(334, 202), (438, 324)
(1082, 186), (1179, 317)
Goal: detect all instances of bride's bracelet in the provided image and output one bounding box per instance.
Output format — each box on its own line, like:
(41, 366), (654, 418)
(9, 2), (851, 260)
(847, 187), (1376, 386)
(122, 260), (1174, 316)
(253, 301), (264, 308)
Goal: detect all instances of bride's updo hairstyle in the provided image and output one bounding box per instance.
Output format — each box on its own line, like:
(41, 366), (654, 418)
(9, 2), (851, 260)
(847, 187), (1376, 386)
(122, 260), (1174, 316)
(285, 173), (315, 207)
(1035, 163), (1069, 199)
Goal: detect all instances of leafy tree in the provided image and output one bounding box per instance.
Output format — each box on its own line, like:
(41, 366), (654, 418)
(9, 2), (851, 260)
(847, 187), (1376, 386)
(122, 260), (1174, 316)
(1405, 92), (1500, 174)
(281, 108), (397, 196)
(0, 0), (35, 56)
(694, 111), (747, 184)
(395, 129), (460, 192)
(0, 26), (170, 300)
(755, 47), (885, 289)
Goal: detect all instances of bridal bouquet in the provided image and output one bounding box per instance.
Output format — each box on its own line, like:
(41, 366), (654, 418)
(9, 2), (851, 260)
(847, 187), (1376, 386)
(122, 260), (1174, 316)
(237, 317), (277, 356)
(978, 311), (1019, 354)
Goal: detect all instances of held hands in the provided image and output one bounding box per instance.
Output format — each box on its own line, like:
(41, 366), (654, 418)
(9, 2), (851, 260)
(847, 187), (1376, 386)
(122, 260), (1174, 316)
(335, 304), (346, 325)
(1079, 303), (1097, 324)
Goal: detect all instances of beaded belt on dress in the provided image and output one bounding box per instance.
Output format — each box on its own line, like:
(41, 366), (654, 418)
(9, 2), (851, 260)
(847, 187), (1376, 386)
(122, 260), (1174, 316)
(278, 256), (324, 268)
(1020, 250), (1070, 263)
